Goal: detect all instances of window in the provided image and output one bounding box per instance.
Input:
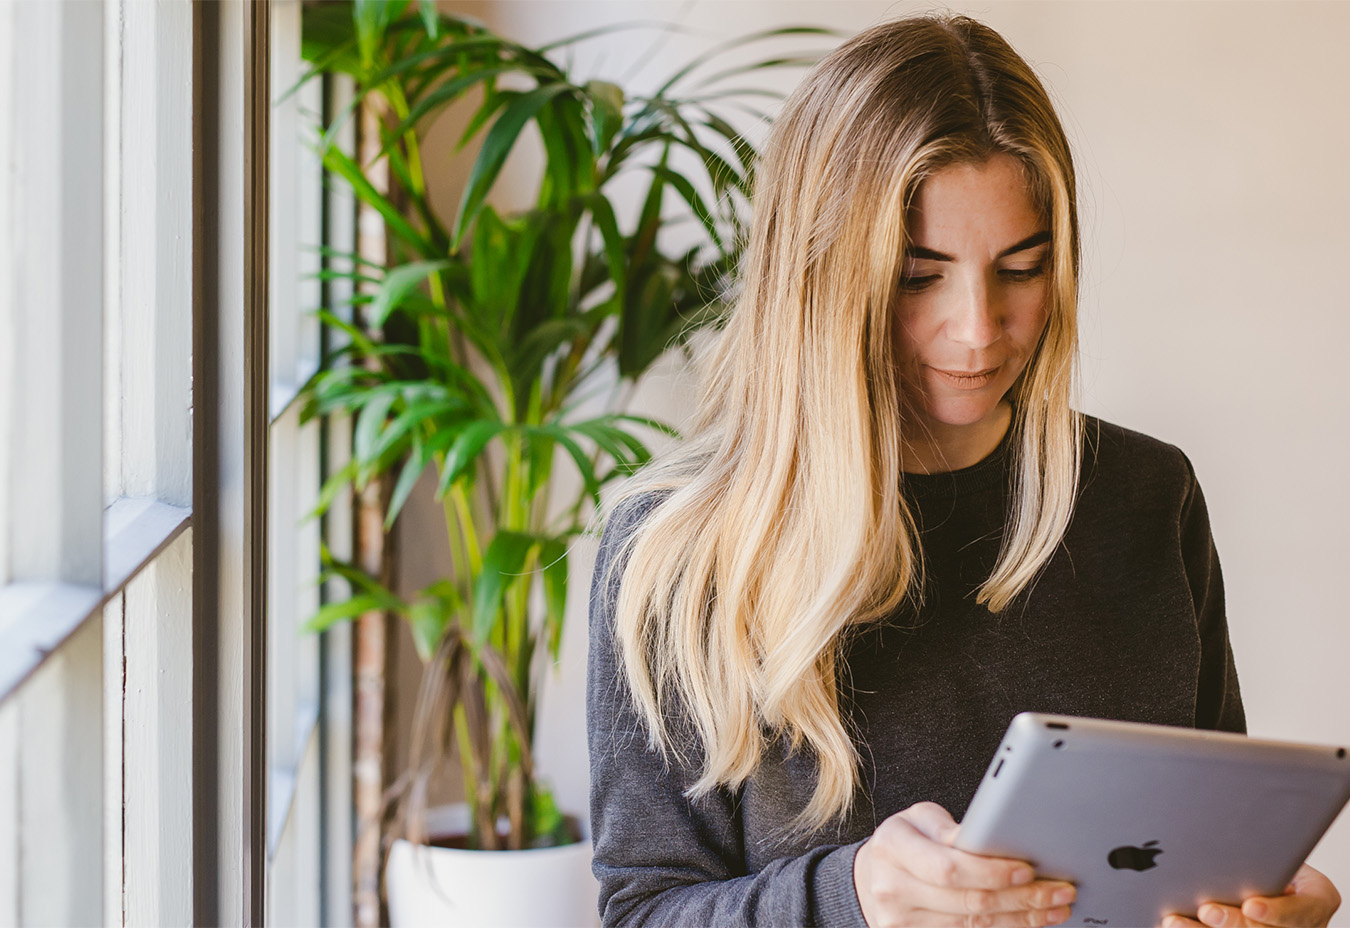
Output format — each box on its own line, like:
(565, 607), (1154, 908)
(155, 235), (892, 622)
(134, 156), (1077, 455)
(0, 1), (353, 923)
(266, 2), (356, 924)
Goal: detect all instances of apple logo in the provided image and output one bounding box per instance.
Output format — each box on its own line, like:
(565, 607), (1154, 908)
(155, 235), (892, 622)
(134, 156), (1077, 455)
(1108, 840), (1163, 871)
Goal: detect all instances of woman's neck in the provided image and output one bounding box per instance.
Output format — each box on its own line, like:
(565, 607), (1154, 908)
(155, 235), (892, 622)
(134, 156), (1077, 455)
(901, 401), (1012, 475)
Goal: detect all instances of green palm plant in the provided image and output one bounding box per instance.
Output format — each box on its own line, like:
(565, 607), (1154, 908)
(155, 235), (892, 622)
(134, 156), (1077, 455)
(297, 0), (830, 851)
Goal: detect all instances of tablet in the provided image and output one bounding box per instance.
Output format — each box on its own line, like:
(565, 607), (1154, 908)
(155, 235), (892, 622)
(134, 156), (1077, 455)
(954, 713), (1350, 928)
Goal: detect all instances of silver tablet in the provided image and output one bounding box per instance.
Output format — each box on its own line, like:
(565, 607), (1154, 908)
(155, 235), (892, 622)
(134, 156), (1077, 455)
(955, 713), (1350, 928)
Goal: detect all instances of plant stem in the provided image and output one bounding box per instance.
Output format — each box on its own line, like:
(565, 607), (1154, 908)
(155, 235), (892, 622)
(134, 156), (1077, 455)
(451, 482), (481, 574)
(434, 451), (468, 583)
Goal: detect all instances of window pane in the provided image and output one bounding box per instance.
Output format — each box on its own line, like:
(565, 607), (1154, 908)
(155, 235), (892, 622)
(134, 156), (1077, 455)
(269, 0), (301, 404)
(0, 0), (14, 587)
(102, 0), (123, 508)
(6, 0), (104, 587)
(269, 404), (300, 782)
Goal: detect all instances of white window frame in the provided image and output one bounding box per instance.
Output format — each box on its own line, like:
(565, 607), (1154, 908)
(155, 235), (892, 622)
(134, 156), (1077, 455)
(0, 0), (355, 924)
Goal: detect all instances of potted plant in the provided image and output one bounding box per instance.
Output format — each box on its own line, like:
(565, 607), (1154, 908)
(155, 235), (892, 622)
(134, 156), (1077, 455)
(296, 2), (827, 923)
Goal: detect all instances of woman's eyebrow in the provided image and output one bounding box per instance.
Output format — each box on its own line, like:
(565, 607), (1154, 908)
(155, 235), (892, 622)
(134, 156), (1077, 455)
(997, 230), (1051, 258)
(905, 230), (1052, 263)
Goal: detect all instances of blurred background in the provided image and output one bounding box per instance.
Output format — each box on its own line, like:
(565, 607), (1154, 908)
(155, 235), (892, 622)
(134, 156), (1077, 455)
(2, 2), (1345, 925)
(394, 0), (1350, 893)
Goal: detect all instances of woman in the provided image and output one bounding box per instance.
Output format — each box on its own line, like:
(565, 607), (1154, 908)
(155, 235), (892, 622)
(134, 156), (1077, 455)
(586, 14), (1341, 928)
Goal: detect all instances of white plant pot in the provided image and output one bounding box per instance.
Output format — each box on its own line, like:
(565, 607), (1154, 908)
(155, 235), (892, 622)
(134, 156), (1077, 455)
(386, 804), (601, 928)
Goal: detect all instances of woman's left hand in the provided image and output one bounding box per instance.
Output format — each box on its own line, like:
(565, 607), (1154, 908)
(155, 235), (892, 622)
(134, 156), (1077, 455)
(1161, 864), (1341, 928)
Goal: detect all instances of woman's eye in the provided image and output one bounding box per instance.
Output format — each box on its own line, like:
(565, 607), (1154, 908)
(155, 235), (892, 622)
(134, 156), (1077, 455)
(898, 274), (940, 293)
(999, 264), (1046, 283)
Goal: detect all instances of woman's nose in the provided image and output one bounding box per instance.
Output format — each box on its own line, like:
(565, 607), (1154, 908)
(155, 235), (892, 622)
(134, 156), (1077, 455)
(947, 279), (1002, 349)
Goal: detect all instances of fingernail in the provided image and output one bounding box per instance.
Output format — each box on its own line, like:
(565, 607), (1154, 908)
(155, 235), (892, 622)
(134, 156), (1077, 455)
(1012, 866), (1034, 885)
(1045, 906), (1071, 925)
(1200, 904), (1226, 926)
(1053, 887), (1076, 906)
(1245, 900), (1268, 920)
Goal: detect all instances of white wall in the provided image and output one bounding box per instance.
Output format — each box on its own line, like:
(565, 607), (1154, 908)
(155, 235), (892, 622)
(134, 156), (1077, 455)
(403, 0), (1350, 893)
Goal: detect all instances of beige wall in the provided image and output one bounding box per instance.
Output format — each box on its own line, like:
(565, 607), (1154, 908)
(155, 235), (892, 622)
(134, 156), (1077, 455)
(396, 0), (1350, 892)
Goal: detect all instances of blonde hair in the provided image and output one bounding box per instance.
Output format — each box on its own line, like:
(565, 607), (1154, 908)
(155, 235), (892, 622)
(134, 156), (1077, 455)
(604, 14), (1083, 835)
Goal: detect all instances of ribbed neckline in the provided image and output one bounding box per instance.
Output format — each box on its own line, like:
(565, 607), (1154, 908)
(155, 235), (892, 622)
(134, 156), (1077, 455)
(901, 426), (1013, 498)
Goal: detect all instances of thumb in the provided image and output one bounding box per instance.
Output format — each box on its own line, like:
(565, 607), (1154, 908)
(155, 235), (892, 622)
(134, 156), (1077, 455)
(903, 801), (962, 845)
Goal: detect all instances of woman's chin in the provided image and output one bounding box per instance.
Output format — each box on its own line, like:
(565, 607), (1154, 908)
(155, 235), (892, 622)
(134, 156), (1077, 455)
(916, 399), (1009, 432)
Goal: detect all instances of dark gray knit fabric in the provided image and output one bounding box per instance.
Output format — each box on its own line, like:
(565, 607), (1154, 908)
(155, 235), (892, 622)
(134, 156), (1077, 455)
(586, 417), (1245, 927)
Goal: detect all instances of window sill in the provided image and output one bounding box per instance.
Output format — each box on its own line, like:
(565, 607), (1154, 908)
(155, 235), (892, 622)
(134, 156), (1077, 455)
(0, 497), (190, 703)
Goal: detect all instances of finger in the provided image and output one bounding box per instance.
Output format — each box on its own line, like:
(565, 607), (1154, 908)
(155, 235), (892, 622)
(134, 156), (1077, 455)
(880, 813), (1034, 890)
(903, 905), (1074, 928)
(1195, 903), (1251, 927)
(1162, 917), (1204, 928)
(903, 800), (964, 845)
(1242, 893), (1331, 928)
(1243, 864), (1343, 928)
(913, 878), (1076, 920)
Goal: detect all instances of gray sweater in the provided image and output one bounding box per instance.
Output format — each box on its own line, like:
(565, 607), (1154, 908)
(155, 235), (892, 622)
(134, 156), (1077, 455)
(586, 417), (1245, 927)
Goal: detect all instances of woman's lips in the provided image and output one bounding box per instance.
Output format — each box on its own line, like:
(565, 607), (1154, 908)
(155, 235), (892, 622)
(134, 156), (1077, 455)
(928, 365), (1001, 389)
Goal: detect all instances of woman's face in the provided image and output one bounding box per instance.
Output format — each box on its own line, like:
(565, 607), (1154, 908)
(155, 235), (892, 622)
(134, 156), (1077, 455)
(893, 154), (1051, 470)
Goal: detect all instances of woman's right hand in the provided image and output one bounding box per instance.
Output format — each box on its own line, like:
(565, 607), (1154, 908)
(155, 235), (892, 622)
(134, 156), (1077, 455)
(854, 802), (1076, 927)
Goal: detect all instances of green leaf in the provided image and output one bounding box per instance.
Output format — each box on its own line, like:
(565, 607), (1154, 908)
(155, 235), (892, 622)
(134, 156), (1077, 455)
(585, 80), (624, 157)
(692, 53), (828, 92)
(537, 19), (688, 54)
(306, 457), (359, 521)
(468, 206), (538, 335)
(408, 598), (449, 661)
(318, 545), (408, 610)
(300, 1), (358, 69)
(385, 64), (529, 151)
(315, 308), (381, 360)
(631, 146), (669, 267)
(457, 87), (508, 152)
(354, 389), (399, 469)
(304, 594), (386, 634)
(417, 0), (439, 38)
(655, 25), (837, 97)
(619, 265), (678, 377)
(695, 108), (759, 188)
(437, 419), (510, 495)
(608, 412), (681, 441)
(355, 0), (413, 63)
(648, 163), (723, 251)
(530, 425), (602, 509)
(586, 193), (627, 310)
(453, 82), (575, 247)
(471, 531), (536, 644)
(672, 133), (746, 203)
(319, 141), (432, 256)
(508, 210), (577, 364)
(385, 431), (428, 529)
(527, 781), (567, 848)
(304, 267), (383, 287)
(510, 318), (589, 387)
(539, 537), (568, 662)
(370, 260), (452, 327)
(363, 39), (504, 103)
(568, 418), (653, 474)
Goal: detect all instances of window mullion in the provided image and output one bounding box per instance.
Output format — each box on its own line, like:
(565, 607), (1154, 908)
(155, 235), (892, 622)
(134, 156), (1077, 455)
(113, 2), (197, 925)
(194, 1), (272, 924)
(120, 0), (193, 507)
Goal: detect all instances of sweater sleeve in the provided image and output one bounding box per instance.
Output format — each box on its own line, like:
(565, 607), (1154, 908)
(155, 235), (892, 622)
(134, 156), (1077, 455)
(1178, 459), (1246, 734)
(586, 494), (869, 928)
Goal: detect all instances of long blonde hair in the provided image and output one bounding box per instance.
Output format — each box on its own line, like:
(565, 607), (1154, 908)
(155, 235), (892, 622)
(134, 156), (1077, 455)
(604, 14), (1083, 835)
